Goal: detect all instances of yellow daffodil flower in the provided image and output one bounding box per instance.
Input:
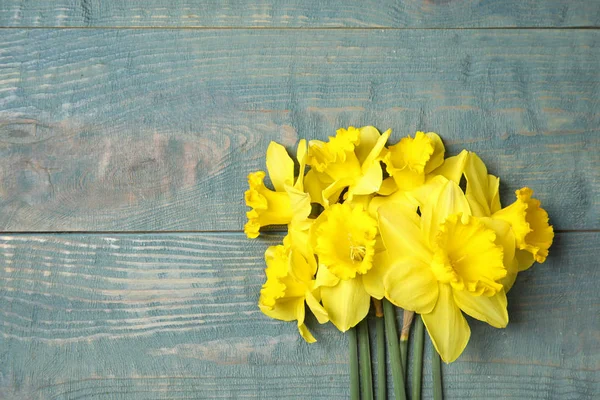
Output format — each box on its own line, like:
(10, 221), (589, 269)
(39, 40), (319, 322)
(379, 178), (509, 363)
(244, 140), (311, 238)
(258, 236), (328, 343)
(369, 132), (465, 215)
(305, 126), (391, 206)
(381, 131), (445, 193)
(493, 188), (554, 271)
(310, 202), (387, 331)
(463, 153), (554, 274)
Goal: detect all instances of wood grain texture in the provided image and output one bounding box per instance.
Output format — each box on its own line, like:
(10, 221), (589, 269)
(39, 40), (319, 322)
(0, 0), (599, 28)
(1, 29), (598, 232)
(0, 232), (597, 399)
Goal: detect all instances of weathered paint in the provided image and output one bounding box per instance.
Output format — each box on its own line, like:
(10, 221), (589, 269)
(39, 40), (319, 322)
(0, 29), (598, 231)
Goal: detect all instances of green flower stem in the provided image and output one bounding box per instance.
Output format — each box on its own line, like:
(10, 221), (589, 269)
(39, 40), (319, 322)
(400, 310), (414, 380)
(358, 318), (373, 400)
(383, 299), (407, 400)
(411, 315), (425, 400)
(373, 300), (386, 400)
(432, 338), (443, 400)
(348, 327), (360, 400)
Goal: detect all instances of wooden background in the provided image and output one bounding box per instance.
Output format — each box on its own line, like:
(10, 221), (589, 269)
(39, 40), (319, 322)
(0, 1), (598, 399)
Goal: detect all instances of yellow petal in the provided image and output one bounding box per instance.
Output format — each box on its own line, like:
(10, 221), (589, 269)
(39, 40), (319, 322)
(383, 259), (439, 314)
(464, 152), (499, 217)
(421, 284), (471, 363)
(377, 201), (432, 265)
(295, 139), (308, 190)
(515, 249), (535, 272)
(362, 250), (391, 299)
(298, 323), (317, 343)
(361, 128), (391, 169)
(288, 248), (315, 283)
(321, 276), (370, 332)
(294, 300), (317, 343)
(285, 185), (312, 222)
(322, 177), (354, 207)
(266, 141), (294, 192)
(424, 132), (445, 174)
(305, 290), (329, 324)
(370, 187), (417, 219)
(378, 177), (398, 196)
(390, 167), (426, 192)
(421, 178), (471, 247)
(453, 289), (508, 329)
(348, 161), (383, 198)
(315, 265), (340, 288)
(355, 126), (382, 164)
(487, 175), (501, 214)
(304, 169), (326, 206)
(430, 150), (468, 184)
(408, 174), (447, 207)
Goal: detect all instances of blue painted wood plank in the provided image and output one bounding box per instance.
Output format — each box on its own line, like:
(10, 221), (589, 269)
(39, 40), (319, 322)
(0, 29), (598, 231)
(0, 232), (597, 399)
(0, 0), (599, 28)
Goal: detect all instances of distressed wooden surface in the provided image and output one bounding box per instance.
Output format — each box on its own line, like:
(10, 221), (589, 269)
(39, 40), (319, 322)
(1, 1), (598, 398)
(0, 0), (599, 28)
(0, 232), (598, 399)
(1, 29), (598, 232)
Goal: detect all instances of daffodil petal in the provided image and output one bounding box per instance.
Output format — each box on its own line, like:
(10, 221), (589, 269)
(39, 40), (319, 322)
(362, 250), (391, 299)
(315, 265), (340, 288)
(349, 162), (383, 197)
(487, 174), (501, 214)
(321, 276), (370, 332)
(378, 201), (432, 264)
(378, 177), (398, 196)
(408, 175), (447, 207)
(369, 189), (416, 218)
(515, 249), (535, 272)
(421, 178), (471, 247)
(304, 169), (326, 206)
(305, 290), (329, 324)
(391, 167), (426, 192)
(295, 300), (317, 343)
(464, 152), (496, 217)
(384, 259), (438, 314)
(453, 289), (508, 329)
(424, 132), (445, 174)
(430, 150), (468, 184)
(285, 184), (312, 222)
(295, 139), (308, 190)
(266, 141), (294, 192)
(361, 128), (391, 168)
(421, 284), (471, 363)
(298, 323), (317, 343)
(355, 126), (382, 164)
(288, 249), (314, 283)
(323, 178), (354, 206)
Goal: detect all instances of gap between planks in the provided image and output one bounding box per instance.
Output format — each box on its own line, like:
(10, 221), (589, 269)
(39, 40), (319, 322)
(0, 229), (596, 235)
(0, 26), (599, 30)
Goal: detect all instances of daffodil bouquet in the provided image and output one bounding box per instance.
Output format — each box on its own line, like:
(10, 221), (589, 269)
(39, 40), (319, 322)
(244, 126), (553, 399)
